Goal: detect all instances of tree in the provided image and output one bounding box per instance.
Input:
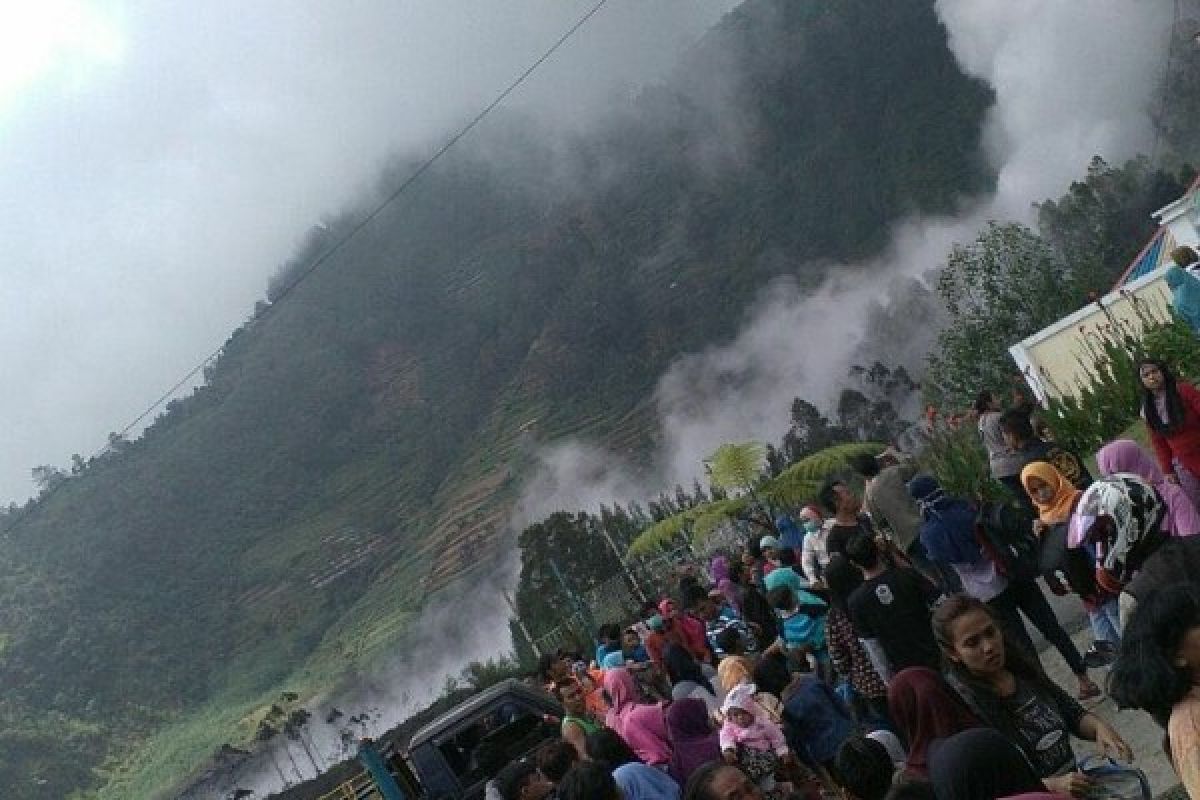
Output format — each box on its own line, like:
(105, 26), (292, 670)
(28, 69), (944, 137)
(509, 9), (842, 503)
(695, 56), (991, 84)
(705, 442), (768, 496)
(283, 708), (321, 775)
(1036, 156), (1194, 287)
(924, 222), (1084, 408)
(30, 465), (67, 494)
(781, 398), (847, 462)
(254, 721), (289, 789)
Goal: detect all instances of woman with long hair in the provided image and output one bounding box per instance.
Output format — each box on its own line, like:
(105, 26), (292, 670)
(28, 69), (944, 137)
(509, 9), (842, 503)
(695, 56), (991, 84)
(1109, 583), (1200, 796)
(932, 595), (1130, 798)
(1138, 358), (1200, 508)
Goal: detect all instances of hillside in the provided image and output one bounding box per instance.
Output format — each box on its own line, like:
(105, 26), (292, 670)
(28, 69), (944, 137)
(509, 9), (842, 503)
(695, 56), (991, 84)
(0, 0), (994, 796)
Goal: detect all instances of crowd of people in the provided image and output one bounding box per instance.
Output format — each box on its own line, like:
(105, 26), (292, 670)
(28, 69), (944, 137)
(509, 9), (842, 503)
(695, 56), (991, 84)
(484, 354), (1200, 800)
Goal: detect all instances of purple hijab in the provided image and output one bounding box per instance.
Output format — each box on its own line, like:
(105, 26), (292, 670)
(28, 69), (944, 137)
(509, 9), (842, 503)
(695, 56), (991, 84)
(1097, 439), (1200, 537)
(710, 556), (730, 585)
(665, 697), (720, 785)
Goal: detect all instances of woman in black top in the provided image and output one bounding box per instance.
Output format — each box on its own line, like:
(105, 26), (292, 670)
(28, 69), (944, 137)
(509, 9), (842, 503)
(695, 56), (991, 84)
(931, 595), (1130, 798)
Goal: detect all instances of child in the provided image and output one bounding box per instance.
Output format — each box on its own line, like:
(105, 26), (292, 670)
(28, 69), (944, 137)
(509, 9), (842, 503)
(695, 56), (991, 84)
(719, 683), (792, 794)
(767, 585), (829, 677)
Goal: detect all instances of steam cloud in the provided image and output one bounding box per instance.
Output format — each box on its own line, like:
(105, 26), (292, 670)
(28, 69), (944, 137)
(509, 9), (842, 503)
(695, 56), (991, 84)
(216, 3), (1175, 794)
(524, 0), (1173, 512)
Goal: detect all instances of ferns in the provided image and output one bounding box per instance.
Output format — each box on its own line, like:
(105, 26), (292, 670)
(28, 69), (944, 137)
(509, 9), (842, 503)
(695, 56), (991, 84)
(626, 441), (884, 555)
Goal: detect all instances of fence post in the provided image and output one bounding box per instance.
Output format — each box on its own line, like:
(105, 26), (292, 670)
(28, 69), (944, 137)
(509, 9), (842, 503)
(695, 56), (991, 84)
(594, 523), (649, 605)
(502, 589), (541, 659)
(548, 557), (597, 639)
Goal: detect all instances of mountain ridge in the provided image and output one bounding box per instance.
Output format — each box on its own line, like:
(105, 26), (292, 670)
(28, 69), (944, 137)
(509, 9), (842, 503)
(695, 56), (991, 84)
(0, 0), (996, 795)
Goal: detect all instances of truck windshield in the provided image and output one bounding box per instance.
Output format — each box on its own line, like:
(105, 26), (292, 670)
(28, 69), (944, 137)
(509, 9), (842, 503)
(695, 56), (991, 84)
(436, 702), (552, 787)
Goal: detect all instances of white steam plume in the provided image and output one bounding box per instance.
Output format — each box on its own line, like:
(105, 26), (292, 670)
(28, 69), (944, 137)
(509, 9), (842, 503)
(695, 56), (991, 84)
(219, 5), (1174, 796)
(523, 0), (1174, 513)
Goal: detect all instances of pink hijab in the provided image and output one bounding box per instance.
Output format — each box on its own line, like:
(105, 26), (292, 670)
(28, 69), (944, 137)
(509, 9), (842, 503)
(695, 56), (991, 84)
(710, 555), (730, 585)
(603, 668), (672, 766)
(1097, 439), (1200, 537)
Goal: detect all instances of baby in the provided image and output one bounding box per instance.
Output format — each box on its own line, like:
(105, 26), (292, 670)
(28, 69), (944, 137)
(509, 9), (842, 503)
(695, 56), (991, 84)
(719, 683), (790, 792)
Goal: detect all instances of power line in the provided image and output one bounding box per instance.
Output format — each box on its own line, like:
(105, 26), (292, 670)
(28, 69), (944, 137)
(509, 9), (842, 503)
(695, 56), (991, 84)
(4, 0), (611, 530)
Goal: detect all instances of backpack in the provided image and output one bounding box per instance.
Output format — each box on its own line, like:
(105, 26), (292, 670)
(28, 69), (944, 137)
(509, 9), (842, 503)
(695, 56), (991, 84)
(975, 500), (1041, 582)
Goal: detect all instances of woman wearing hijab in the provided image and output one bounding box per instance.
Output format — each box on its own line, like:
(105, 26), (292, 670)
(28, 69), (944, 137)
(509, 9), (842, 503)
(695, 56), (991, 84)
(665, 697), (722, 786)
(710, 555), (731, 586)
(928, 728), (1064, 800)
(1021, 461), (1117, 668)
(1066, 473), (1167, 641)
(1098, 438), (1200, 537)
(716, 653), (754, 695)
(886, 667), (980, 778)
(664, 643), (720, 715)
(1138, 358), (1200, 508)
(604, 667), (673, 768)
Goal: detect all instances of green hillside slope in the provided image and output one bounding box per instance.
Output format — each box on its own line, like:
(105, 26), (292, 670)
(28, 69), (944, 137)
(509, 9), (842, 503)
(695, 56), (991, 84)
(0, 0), (994, 796)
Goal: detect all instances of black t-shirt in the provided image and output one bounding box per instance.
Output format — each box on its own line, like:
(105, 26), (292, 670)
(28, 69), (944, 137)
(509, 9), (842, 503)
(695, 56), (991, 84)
(847, 567), (940, 672)
(1005, 678), (1081, 777)
(827, 514), (876, 558)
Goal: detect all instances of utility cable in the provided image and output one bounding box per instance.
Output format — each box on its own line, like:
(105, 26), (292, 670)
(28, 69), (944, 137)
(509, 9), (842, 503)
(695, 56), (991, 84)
(2, 0), (611, 532)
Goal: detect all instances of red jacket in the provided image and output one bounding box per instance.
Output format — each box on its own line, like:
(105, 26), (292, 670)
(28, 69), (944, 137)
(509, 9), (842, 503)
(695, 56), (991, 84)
(676, 613), (713, 664)
(1148, 381), (1200, 479)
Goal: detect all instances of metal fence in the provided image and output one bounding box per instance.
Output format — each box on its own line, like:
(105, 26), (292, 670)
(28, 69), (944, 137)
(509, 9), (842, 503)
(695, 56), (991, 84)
(521, 531), (748, 659)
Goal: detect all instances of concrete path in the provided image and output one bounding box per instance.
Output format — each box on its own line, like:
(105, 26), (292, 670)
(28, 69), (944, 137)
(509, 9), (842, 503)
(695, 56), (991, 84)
(1028, 594), (1183, 797)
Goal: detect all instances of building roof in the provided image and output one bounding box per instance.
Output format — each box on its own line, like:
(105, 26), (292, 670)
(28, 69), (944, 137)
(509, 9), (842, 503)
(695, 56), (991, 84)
(1113, 173), (1200, 288)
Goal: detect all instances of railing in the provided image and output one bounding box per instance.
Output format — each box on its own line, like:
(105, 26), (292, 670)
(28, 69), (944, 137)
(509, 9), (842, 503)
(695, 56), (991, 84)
(316, 771), (380, 800)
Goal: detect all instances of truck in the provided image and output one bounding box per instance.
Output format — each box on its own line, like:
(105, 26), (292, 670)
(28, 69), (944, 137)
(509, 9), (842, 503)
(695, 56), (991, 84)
(314, 679), (562, 800)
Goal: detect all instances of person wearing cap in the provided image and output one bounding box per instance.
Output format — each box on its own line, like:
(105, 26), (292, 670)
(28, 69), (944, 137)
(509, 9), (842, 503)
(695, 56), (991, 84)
(758, 535), (781, 576)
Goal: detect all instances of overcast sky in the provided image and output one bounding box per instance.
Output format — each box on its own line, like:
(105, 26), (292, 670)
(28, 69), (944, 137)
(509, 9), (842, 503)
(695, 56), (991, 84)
(0, 0), (737, 503)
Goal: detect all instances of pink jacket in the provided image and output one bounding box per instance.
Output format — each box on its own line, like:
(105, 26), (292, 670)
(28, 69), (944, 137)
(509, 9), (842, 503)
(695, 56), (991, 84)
(719, 717), (788, 755)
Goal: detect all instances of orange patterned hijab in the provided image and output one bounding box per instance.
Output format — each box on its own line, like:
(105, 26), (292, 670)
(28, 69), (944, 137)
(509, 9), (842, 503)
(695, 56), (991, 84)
(1021, 461), (1080, 525)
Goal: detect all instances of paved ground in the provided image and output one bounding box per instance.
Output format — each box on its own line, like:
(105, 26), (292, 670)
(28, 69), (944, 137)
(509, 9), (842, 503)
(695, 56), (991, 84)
(1029, 594), (1182, 797)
